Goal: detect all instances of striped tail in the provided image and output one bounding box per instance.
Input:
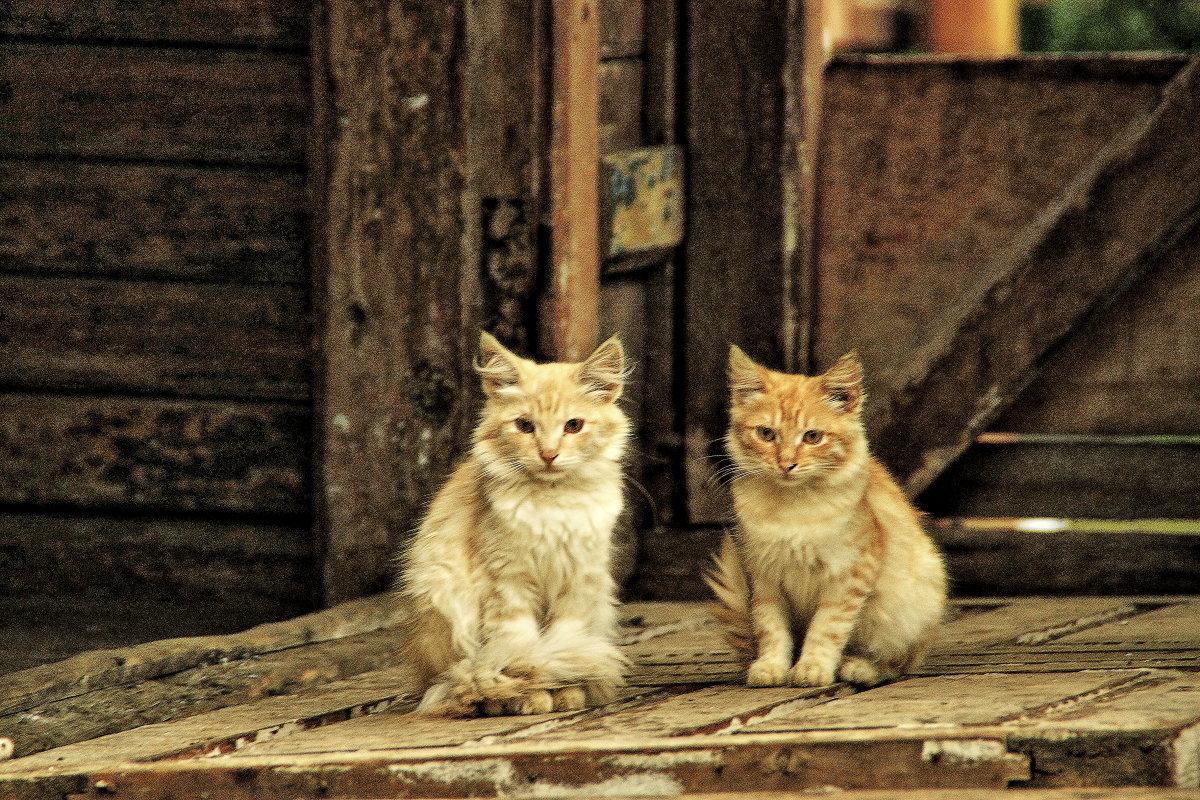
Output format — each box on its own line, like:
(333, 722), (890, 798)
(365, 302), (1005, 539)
(702, 531), (756, 658)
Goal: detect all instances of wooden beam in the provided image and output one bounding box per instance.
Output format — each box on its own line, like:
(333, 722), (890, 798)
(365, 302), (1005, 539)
(870, 57), (1200, 496)
(541, 0), (601, 362)
(0, 43), (306, 164)
(0, 162), (305, 284)
(311, 0), (478, 604)
(0, 0), (307, 48)
(683, 0), (818, 523)
(0, 276), (308, 400)
(0, 394), (307, 514)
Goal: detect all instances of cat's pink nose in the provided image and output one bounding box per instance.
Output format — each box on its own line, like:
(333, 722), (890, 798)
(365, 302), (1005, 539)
(541, 451), (558, 467)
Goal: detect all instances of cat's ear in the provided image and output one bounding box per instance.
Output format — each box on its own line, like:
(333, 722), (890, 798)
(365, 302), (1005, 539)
(728, 345), (766, 401)
(822, 351), (864, 413)
(475, 331), (522, 397)
(578, 335), (628, 403)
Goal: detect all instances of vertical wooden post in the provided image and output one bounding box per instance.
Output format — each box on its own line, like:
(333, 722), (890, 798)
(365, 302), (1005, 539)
(684, 0), (822, 523)
(928, 0), (1019, 54)
(311, 0), (478, 604)
(542, 0), (601, 362)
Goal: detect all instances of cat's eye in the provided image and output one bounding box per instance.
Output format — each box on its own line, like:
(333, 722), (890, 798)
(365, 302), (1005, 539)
(755, 426), (776, 442)
(514, 417), (535, 433)
(802, 429), (825, 445)
(563, 418), (584, 434)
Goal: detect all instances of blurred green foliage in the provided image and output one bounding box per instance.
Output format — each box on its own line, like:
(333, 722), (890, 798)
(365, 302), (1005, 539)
(1021, 0), (1200, 51)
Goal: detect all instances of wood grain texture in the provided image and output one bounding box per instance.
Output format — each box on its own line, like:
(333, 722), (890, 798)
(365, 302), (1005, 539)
(0, 633), (406, 761)
(0, 592), (405, 718)
(600, 0), (645, 58)
(0, 43), (307, 164)
(684, 0), (807, 523)
(920, 440), (1200, 519)
(600, 58), (644, 154)
(0, 394), (307, 514)
(11, 599), (1200, 795)
(542, 0), (602, 361)
(863, 57), (1200, 494)
(743, 670), (1150, 732)
(312, 0), (477, 603)
(463, 0), (546, 359)
(992, 219), (1200, 434)
(812, 55), (1195, 495)
(0, 511), (310, 602)
(19, 736), (1022, 797)
(0, 0), (308, 47)
(0, 161), (306, 284)
(0, 276), (308, 399)
(814, 55), (1184, 392)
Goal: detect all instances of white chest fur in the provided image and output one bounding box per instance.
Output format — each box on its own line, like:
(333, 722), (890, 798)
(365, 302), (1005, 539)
(736, 475), (867, 597)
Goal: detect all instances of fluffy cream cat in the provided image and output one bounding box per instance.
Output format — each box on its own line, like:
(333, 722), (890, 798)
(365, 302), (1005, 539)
(398, 332), (631, 716)
(706, 346), (946, 687)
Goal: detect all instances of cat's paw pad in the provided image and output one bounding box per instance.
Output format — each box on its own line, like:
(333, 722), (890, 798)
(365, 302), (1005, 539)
(746, 658), (789, 687)
(837, 656), (882, 686)
(788, 659), (836, 687)
(551, 686), (588, 711)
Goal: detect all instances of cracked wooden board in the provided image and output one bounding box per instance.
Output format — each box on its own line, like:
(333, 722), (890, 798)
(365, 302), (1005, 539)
(0, 628), (406, 761)
(219, 687), (666, 756)
(932, 597), (1155, 650)
(0, 666), (419, 777)
(740, 671), (1154, 733)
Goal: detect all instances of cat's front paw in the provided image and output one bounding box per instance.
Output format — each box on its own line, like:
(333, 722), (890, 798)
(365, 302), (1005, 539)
(481, 689), (555, 716)
(746, 657), (789, 687)
(551, 685), (588, 711)
(788, 658), (836, 687)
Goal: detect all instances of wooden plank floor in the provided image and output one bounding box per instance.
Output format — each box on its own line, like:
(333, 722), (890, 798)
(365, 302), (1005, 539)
(2, 596), (1200, 798)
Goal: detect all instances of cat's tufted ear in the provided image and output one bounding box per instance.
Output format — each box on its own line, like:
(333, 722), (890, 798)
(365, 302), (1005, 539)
(821, 351), (864, 413)
(475, 331), (522, 397)
(578, 335), (628, 403)
(728, 345), (767, 401)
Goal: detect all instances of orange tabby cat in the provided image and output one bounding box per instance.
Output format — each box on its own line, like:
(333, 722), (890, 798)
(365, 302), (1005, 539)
(398, 332), (631, 716)
(706, 346), (947, 687)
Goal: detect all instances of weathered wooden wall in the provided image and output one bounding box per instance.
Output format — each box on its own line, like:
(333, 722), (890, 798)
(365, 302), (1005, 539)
(812, 55), (1198, 523)
(0, 2), (313, 615)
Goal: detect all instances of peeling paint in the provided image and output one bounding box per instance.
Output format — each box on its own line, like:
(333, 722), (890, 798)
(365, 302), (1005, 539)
(603, 750), (719, 769)
(1174, 721), (1200, 787)
(332, 414), (351, 433)
(921, 739), (1005, 763)
(388, 757), (515, 786)
(517, 773), (684, 798)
